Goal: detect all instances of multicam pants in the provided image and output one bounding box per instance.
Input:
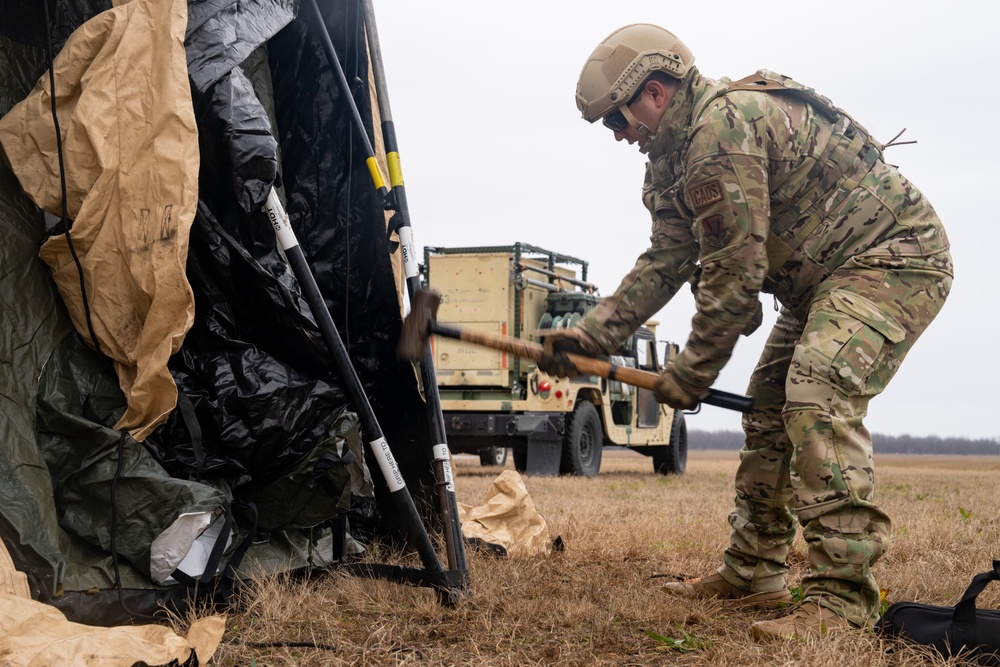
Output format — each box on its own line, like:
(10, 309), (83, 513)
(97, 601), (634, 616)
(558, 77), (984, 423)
(718, 248), (953, 627)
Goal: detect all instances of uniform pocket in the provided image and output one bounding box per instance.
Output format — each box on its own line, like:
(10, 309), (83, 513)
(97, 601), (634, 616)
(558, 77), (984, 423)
(642, 181), (680, 218)
(829, 291), (905, 344)
(824, 290), (905, 395)
(815, 513), (876, 567)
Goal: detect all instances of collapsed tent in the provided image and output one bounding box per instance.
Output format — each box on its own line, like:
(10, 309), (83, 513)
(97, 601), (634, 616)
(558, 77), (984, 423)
(0, 0), (437, 625)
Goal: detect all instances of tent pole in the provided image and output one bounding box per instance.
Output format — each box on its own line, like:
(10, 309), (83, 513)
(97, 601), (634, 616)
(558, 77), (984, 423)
(359, 0), (469, 593)
(262, 189), (454, 598)
(303, 0), (469, 600)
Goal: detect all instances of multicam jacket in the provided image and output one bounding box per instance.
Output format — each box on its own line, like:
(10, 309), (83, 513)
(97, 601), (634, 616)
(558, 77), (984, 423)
(579, 67), (950, 390)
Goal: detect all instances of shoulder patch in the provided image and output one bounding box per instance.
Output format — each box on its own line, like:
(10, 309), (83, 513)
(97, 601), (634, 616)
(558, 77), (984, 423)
(687, 179), (724, 210)
(700, 214), (732, 248)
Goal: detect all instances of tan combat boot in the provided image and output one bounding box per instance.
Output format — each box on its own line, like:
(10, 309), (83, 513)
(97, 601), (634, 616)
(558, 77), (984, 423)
(750, 602), (855, 640)
(662, 572), (793, 607)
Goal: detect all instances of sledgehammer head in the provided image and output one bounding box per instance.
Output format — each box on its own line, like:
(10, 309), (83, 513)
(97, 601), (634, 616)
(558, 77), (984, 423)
(398, 289), (442, 362)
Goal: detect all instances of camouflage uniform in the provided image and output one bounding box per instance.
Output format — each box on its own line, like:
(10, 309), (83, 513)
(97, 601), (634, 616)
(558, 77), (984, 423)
(579, 68), (953, 626)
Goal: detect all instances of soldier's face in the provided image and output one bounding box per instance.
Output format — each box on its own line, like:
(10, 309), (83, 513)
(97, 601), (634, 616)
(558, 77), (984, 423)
(607, 81), (674, 152)
(612, 123), (645, 149)
(605, 92), (650, 150)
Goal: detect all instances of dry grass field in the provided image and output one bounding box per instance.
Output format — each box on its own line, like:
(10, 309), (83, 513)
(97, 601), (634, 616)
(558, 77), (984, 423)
(206, 449), (1000, 665)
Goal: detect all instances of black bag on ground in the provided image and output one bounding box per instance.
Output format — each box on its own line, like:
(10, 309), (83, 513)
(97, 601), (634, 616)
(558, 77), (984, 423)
(876, 560), (1000, 664)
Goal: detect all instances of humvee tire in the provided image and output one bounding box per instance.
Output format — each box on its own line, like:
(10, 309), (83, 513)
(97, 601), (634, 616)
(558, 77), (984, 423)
(653, 410), (687, 475)
(560, 402), (602, 477)
(479, 445), (508, 467)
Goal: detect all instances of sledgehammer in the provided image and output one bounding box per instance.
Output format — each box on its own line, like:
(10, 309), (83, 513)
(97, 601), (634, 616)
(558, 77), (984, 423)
(399, 290), (754, 413)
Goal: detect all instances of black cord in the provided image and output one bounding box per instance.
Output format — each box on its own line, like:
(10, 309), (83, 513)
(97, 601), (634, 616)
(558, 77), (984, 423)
(345, 108), (352, 344)
(41, 0), (103, 357)
(342, 2), (354, 345)
(40, 4), (142, 624)
(240, 640), (340, 653)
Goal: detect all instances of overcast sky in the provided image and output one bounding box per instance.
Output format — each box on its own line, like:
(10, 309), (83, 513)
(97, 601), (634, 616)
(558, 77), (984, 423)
(370, 1), (998, 441)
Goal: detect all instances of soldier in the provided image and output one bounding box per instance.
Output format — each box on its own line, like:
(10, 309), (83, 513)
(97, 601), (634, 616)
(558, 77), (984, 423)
(540, 24), (953, 639)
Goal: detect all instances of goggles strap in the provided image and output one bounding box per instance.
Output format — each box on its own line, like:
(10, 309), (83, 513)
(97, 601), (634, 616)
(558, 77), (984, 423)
(619, 103), (652, 141)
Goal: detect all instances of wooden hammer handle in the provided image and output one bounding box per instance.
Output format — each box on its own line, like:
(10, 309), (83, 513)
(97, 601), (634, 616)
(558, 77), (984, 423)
(432, 323), (548, 363)
(429, 323), (754, 413)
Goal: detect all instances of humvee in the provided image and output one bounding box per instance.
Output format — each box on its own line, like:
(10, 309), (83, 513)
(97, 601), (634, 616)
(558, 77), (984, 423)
(423, 243), (687, 477)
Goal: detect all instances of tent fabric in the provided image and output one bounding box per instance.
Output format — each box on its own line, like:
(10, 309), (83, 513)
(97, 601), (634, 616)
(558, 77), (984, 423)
(0, 0), (439, 625)
(36, 334), (230, 586)
(0, 601), (224, 666)
(184, 0), (296, 215)
(0, 1), (233, 618)
(0, 75), (229, 618)
(0, 539), (226, 667)
(0, 36), (75, 603)
(142, 0), (437, 538)
(0, 601), (225, 666)
(0, 37), (209, 611)
(0, 0), (112, 51)
(0, 0), (200, 442)
(458, 471), (553, 558)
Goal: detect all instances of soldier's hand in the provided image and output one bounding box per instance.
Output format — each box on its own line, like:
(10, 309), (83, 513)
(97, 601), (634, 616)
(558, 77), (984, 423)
(537, 328), (600, 380)
(654, 362), (708, 410)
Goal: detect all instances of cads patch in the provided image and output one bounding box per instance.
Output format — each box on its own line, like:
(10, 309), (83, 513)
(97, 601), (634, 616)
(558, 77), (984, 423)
(686, 178), (724, 210)
(700, 214), (732, 248)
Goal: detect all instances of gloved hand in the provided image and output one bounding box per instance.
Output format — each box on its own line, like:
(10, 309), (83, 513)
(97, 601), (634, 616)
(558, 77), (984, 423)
(537, 327), (601, 380)
(654, 362), (709, 410)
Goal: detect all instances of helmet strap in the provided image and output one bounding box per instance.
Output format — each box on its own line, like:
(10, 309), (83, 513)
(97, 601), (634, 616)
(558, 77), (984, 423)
(618, 104), (654, 150)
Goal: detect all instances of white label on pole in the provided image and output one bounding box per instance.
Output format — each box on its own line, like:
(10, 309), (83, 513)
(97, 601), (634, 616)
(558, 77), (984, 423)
(441, 457), (454, 491)
(433, 444), (454, 491)
(263, 189), (299, 251)
(398, 226), (418, 279)
(369, 436), (405, 492)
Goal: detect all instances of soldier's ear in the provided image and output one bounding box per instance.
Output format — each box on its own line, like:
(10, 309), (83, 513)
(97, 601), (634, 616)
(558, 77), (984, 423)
(645, 79), (675, 109)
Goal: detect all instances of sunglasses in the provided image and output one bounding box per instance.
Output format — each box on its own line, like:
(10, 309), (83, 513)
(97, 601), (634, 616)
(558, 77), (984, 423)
(602, 109), (628, 132)
(601, 88), (646, 132)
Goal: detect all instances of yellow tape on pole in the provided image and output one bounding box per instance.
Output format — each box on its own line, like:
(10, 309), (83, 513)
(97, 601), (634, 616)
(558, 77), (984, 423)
(387, 152), (404, 188)
(365, 156), (387, 191)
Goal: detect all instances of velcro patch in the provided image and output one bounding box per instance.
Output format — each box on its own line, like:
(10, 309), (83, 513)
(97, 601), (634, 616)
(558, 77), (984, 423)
(700, 214), (732, 248)
(687, 179), (724, 210)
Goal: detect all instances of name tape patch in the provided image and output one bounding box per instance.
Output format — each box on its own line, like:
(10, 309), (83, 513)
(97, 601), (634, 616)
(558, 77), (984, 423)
(687, 179), (724, 210)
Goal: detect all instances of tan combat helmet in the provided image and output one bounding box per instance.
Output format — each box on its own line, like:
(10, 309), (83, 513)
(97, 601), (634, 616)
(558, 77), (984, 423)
(575, 24), (695, 123)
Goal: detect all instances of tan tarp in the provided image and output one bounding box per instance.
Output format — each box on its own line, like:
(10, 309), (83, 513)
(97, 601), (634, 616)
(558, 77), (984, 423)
(0, 0), (198, 441)
(0, 541), (224, 666)
(458, 470), (553, 558)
